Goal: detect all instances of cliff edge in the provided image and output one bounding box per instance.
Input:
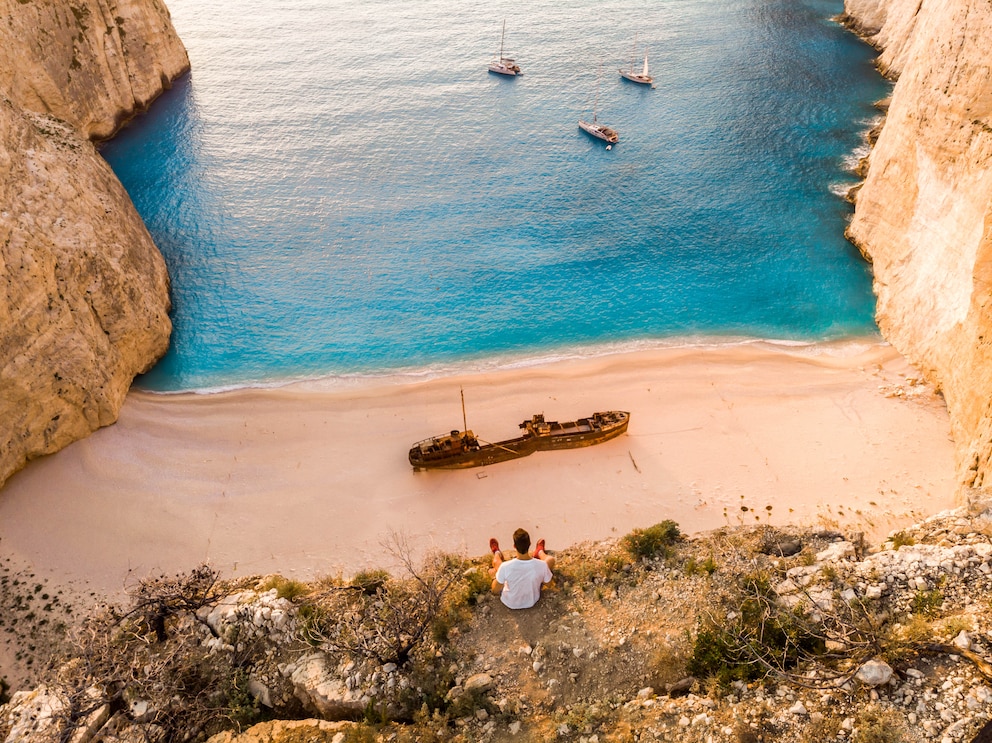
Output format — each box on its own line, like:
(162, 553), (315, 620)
(0, 0), (188, 488)
(843, 0), (992, 489)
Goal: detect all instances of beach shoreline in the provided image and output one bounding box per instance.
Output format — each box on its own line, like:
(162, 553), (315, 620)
(0, 340), (958, 604)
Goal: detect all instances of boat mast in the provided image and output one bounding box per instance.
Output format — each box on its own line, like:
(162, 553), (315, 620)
(499, 19), (506, 62)
(461, 387), (468, 434)
(593, 61), (602, 124)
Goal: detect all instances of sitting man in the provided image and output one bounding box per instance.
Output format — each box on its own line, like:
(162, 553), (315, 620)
(489, 528), (556, 609)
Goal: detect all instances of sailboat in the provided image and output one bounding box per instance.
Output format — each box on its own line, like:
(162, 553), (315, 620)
(488, 20), (521, 76)
(618, 35), (653, 85)
(578, 63), (619, 144)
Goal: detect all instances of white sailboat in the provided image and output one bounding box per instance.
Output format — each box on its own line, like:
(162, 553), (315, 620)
(488, 20), (521, 76)
(618, 34), (653, 85)
(579, 63), (619, 144)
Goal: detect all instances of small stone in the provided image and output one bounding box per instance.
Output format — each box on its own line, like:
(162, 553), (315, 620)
(637, 687), (654, 699)
(509, 721), (522, 735)
(856, 659), (893, 687)
(789, 701), (808, 716)
(816, 541), (855, 562)
(465, 673), (494, 693)
(667, 677), (696, 697)
(953, 630), (973, 651)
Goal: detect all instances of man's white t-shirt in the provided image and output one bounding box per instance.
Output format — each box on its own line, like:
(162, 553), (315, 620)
(495, 557), (553, 609)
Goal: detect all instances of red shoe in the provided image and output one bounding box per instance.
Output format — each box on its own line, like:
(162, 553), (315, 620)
(533, 538), (546, 557)
(489, 538), (500, 554)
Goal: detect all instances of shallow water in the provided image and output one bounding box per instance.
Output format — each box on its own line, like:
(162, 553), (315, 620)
(100, 0), (891, 391)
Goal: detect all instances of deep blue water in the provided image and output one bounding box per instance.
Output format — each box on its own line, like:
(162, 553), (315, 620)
(101, 0), (890, 392)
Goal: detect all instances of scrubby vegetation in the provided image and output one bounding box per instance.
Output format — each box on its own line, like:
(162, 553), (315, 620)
(6, 510), (992, 742)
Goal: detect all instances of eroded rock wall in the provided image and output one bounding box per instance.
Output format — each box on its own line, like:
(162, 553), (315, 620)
(0, 0), (187, 487)
(843, 0), (992, 489)
(0, 0), (190, 140)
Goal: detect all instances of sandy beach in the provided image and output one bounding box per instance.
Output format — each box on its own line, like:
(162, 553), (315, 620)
(0, 341), (958, 598)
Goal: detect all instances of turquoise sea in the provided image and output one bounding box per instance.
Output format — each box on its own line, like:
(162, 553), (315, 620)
(100, 0), (891, 392)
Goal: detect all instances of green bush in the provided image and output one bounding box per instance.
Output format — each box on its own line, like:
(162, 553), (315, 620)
(684, 555), (718, 576)
(852, 705), (906, 742)
(351, 569), (391, 595)
(890, 531), (915, 549)
(622, 520), (682, 559)
(686, 571), (824, 685)
(257, 575), (309, 601)
(911, 589), (943, 618)
(223, 668), (261, 729)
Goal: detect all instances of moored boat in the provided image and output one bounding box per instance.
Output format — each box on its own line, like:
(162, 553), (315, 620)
(488, 20), (522, 76)
(578, 119), (619, 144)
(579, 61), (618, 144)
(619, 35), (653, 85)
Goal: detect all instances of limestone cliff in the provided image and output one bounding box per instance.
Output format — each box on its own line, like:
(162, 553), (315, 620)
(843, 0), (992, 489)
(0, 0), (190, 141)
(0, 0), (187, 488)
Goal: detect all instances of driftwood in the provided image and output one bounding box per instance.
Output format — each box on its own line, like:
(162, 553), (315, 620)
(924, 643), (992, 682)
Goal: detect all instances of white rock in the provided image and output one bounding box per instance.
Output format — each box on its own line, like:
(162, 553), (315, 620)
(789, 701), (808, 716)
(130, 699), (153, 723)
(953, 630), (973, 651)
(857, 659), (894, 687)
(248, 678), (272, 707)
(816, 541), (855, 562)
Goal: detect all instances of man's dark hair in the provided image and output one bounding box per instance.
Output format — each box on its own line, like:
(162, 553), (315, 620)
(513, 528), (531, 555)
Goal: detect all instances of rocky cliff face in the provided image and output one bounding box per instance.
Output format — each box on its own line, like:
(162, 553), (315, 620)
(0, 0), (190, 141)
(0, 0), (188, 488)
(843, 0), (992, 489)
